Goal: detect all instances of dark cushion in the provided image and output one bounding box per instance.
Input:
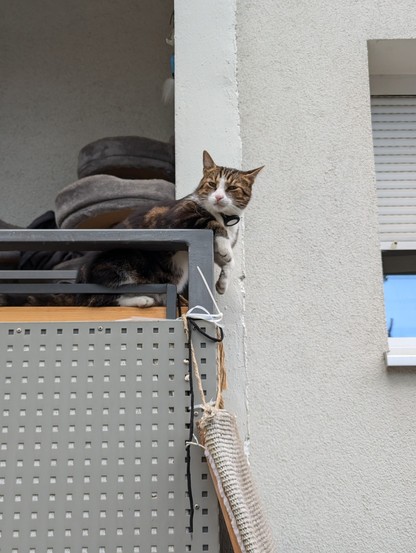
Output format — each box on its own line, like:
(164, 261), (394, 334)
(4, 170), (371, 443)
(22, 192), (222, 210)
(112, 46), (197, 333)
(0, 219), (22, 268)
(77, 136), (175, 181)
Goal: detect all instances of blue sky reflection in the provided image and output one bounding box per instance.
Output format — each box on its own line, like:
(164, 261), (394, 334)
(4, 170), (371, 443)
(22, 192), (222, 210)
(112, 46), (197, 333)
(384, 275), (416, 337)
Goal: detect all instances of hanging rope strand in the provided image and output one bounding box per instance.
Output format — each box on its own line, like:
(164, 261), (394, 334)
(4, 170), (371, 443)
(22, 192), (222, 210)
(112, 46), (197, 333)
(182, 315), (209, 408)
(215, 338), (227, 409)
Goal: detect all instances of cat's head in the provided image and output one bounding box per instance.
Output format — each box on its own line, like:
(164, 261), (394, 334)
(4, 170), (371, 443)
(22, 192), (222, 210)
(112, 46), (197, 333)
(196, 151), (263, 218)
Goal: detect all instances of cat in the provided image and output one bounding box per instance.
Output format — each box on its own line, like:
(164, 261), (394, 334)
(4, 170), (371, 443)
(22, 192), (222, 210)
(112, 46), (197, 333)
(3, 151), (263, 308)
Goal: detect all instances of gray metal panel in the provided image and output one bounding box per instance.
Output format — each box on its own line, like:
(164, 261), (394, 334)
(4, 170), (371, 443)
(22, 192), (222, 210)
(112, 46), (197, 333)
(0, 320), (219, 552)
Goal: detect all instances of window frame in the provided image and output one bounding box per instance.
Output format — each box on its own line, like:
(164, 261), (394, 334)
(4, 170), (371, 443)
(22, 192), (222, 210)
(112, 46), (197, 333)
(370, 88), (416, 365)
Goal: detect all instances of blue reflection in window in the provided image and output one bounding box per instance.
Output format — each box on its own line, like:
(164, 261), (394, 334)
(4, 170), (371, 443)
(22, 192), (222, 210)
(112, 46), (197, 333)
(384, 275), (416, 337)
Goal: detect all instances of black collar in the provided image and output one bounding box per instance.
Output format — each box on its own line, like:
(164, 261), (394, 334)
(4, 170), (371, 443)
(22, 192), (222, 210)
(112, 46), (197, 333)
(221, 214), (240, 227)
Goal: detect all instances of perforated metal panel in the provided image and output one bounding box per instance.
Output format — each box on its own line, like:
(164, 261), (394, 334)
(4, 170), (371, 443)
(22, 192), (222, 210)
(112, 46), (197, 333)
(0, 320), (219, 553)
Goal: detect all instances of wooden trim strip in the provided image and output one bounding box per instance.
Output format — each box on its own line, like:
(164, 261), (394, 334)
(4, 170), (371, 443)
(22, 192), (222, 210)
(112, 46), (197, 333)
(0, 306), (166, 322)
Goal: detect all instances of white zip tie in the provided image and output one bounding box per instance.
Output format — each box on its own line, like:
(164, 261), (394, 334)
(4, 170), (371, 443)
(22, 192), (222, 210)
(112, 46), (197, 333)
(194, 400), (215, 410)
(197, 266), (222, 316)
(181, 266), (224, 328)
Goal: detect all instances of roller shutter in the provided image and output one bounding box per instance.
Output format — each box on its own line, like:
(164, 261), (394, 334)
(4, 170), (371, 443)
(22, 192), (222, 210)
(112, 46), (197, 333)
(372, 95), (416, 248)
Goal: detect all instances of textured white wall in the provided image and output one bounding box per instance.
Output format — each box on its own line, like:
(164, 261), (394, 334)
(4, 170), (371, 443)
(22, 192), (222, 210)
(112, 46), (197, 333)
(237, 1), (416, 551)
(0, 0), (173, 226)
(175, 0), (251, 441)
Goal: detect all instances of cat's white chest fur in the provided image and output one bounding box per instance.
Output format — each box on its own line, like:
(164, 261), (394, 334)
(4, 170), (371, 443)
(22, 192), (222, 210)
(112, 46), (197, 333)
(171, 251), (189, 293)
(226, 224), (239, 247)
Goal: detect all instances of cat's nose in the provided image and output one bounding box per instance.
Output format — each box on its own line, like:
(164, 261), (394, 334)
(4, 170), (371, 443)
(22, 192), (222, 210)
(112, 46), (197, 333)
(214, 192), (225, 202)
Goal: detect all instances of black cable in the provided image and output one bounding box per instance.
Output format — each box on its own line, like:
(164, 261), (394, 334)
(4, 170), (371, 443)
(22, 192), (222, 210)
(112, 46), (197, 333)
(185, 321), (195, 534)
(184, 316), (224, 534)
(188, 318), (224, 342)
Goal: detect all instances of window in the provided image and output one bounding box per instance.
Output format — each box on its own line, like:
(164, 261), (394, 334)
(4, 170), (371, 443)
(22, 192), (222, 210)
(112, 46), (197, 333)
(371, 92), (416, 364)
(368, 39), (416, 365)
(384, 274), (416, 337)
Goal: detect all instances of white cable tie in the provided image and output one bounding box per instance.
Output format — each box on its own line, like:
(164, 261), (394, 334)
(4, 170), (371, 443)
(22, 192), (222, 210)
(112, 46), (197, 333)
(185, 305), (224, 328)
(181, 266), (224, 328)
(185, 433), (207, 451)
(194, 401), (215, 410)
(197, 266), (222, 316)
(185, 440), (206, 451)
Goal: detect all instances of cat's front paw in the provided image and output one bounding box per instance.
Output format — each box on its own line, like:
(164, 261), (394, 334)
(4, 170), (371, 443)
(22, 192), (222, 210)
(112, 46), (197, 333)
(216, 271), (228, 295)
(214, 236), (233, 265)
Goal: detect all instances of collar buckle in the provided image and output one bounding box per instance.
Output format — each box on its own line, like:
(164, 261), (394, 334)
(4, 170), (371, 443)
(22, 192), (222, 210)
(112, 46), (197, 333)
(221, 214), (240, 227)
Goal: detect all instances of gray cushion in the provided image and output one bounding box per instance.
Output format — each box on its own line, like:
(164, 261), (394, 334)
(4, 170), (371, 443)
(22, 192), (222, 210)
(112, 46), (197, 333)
(55, 175), (175, 229)
(78, 136), (175, 181)
(0, 219), (21, 230)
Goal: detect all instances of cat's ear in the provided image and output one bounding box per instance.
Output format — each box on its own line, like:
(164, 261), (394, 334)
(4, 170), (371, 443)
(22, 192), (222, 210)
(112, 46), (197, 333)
(243, 165), (264, 182)
(203, 150), (216, 171)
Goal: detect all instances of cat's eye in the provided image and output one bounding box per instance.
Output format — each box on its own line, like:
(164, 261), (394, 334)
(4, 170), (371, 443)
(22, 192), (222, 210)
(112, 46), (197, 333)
(227, 186), (238, 191)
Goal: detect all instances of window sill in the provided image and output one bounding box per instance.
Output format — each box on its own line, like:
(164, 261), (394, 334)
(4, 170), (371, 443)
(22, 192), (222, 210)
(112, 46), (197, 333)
(386, 338), (416, 367)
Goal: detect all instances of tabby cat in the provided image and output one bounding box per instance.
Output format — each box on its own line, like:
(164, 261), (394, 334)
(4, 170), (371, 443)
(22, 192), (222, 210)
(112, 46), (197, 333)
(7, 151), (263, 307)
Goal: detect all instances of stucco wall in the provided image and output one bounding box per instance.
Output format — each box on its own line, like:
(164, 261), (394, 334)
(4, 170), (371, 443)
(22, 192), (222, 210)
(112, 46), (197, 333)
(175, 0), (250, 442)
(237, 1), (416, 551)
(0, 0), (173, 226)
